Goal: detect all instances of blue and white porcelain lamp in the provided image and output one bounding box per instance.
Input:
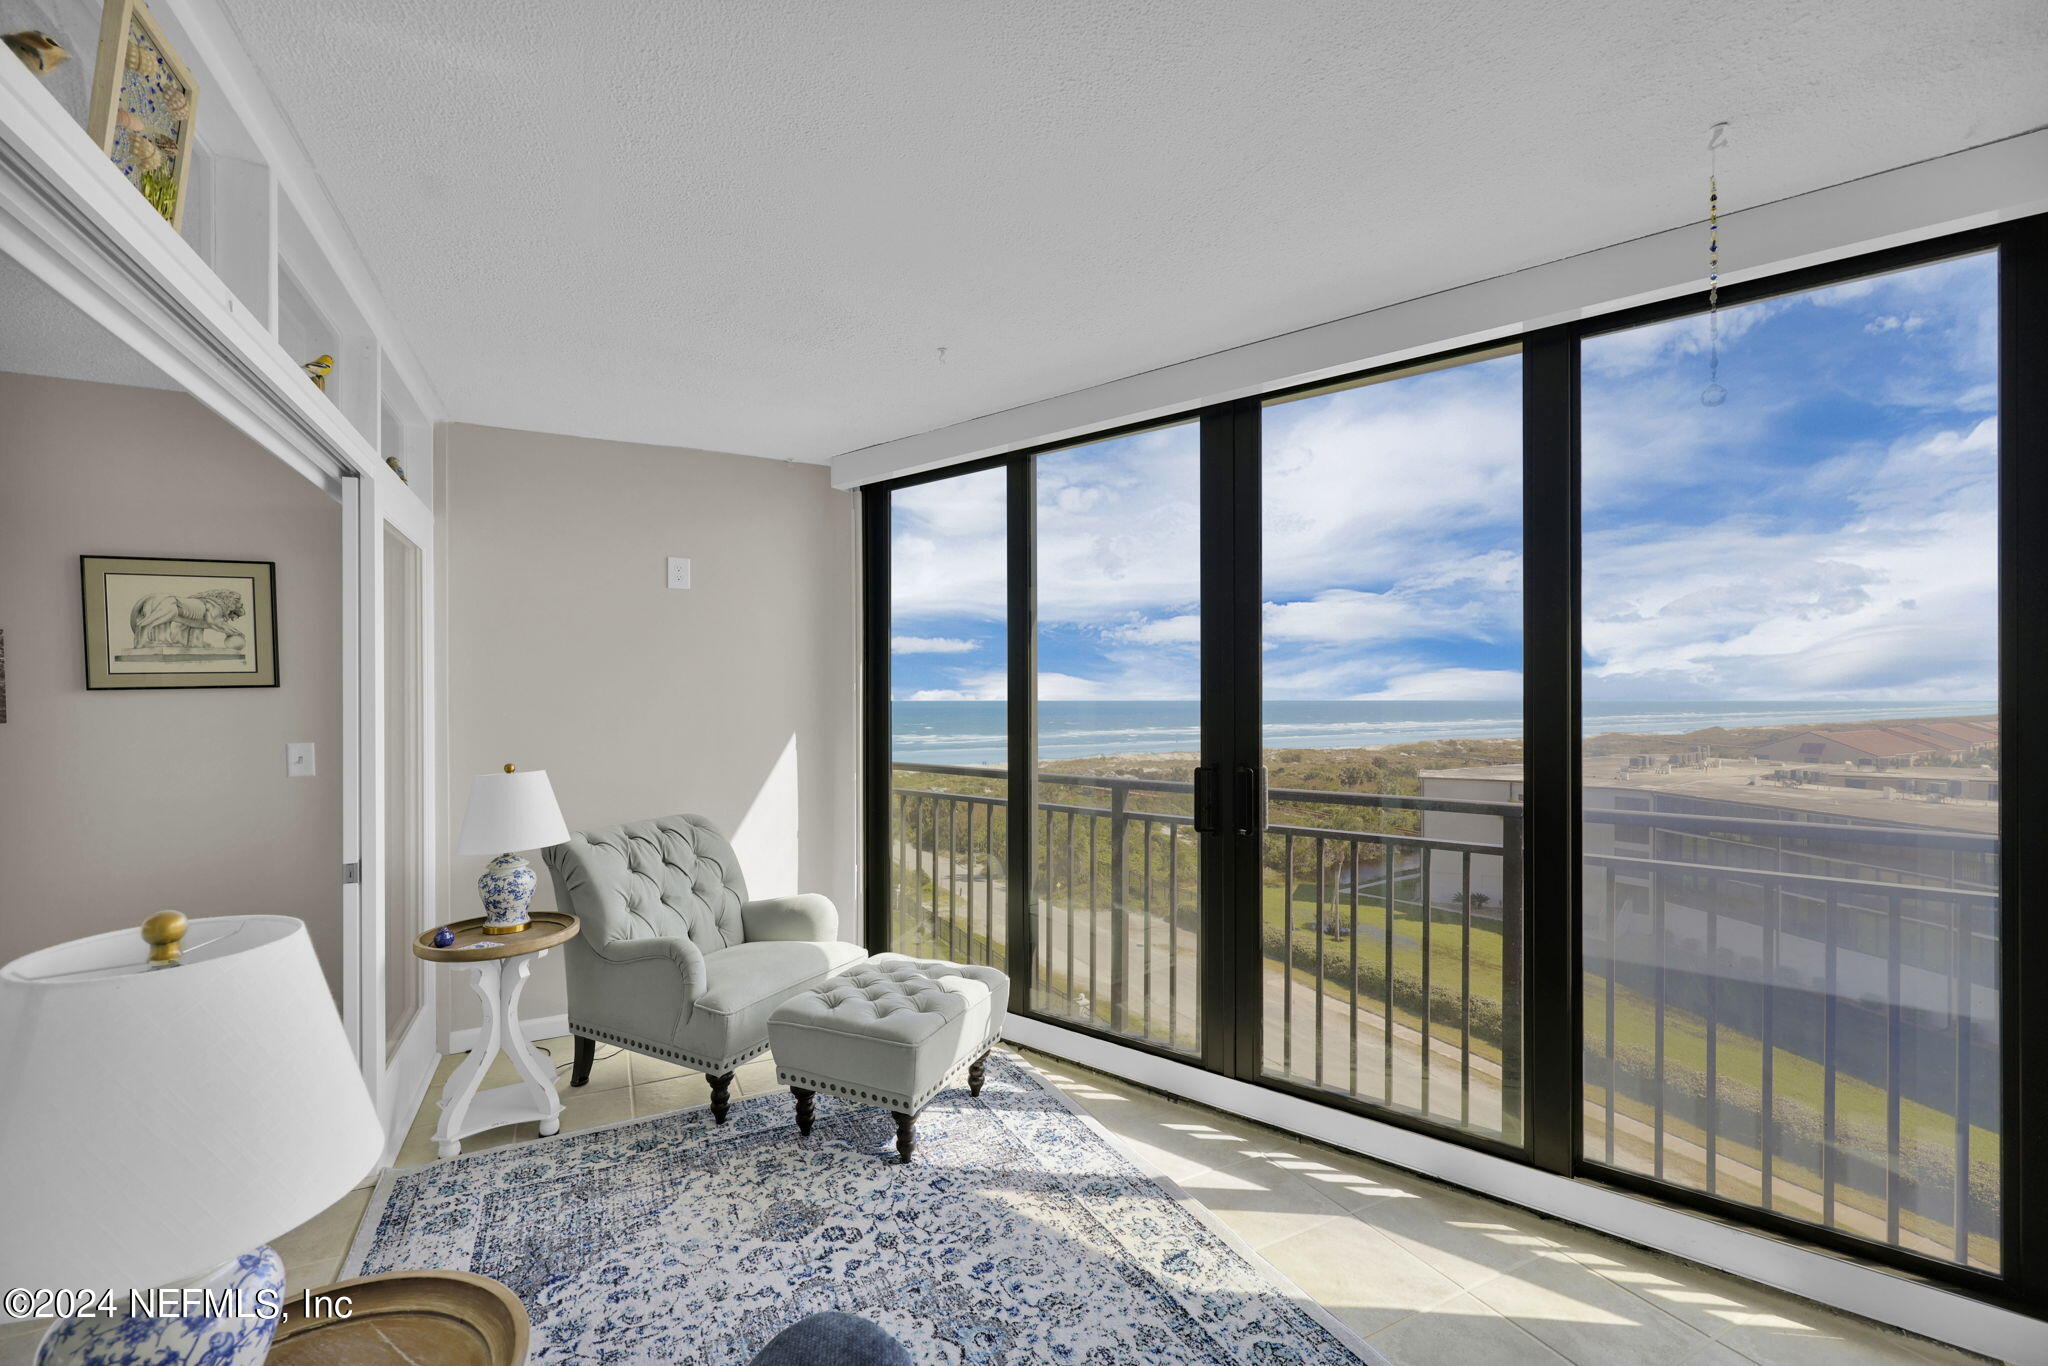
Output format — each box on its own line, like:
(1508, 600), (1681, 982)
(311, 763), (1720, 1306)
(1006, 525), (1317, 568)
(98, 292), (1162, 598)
(0, 915), (384, 1366)
(456, 765), (571, 934)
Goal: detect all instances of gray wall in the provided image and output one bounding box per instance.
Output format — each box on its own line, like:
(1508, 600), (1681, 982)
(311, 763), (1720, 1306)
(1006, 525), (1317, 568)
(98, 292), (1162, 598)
(437, 423), (859, 1038)
(0, 371), (344, 988)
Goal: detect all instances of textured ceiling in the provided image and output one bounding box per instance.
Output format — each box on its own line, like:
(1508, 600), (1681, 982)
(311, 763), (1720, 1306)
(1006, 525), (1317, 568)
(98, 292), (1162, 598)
(0, 252), (178, 392)
(217, 0), (2048, 463)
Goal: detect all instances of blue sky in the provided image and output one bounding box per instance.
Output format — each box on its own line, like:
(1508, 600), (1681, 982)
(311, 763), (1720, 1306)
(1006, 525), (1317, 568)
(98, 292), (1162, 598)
(890, 251), (1997, 705)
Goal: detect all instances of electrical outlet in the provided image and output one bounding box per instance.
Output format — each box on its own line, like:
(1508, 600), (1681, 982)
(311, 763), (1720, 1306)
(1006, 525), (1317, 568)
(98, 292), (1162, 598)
(667, 556), (692, 590)
(286, 742), (316, 777)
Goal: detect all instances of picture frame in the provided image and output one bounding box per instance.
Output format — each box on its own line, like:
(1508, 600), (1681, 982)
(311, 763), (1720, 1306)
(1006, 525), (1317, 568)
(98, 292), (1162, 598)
(81, 556), (278, 691)
(85, 0), (199, 231)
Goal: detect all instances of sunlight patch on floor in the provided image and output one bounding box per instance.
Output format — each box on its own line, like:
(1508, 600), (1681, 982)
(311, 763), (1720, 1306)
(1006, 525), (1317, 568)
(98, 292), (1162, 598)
(1159, 1121), (1251, 1143)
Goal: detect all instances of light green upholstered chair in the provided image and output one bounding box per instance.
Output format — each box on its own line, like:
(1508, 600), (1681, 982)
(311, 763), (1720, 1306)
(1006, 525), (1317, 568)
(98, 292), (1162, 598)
(541, 814), (864, 1121)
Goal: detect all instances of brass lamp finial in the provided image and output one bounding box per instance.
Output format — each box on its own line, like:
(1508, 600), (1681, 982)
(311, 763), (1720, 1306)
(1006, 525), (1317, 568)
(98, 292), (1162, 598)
(503, 763), (516, 773)
(142, 910), (187, 966)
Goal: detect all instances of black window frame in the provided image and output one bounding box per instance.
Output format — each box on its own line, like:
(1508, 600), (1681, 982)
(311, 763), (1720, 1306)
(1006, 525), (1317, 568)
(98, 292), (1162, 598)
(859, 214), (2048, 1316)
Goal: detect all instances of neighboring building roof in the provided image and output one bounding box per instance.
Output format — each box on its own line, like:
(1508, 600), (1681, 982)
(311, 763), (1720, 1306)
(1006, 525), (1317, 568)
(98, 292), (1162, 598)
(1755, 727), (1960, 757)
(1749, 719), (1997, 759)
(1901, 720), (1999, 746)
(1420, 757), (1997, 834)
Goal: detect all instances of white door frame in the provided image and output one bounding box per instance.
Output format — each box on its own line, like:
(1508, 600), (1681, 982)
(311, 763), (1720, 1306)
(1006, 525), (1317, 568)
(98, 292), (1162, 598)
(344, 475), (440, 1148)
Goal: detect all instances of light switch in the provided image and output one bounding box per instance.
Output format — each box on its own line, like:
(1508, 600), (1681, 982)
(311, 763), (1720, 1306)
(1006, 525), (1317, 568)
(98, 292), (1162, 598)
(667, 556), (692, 590)
(287, 742), (316, 776)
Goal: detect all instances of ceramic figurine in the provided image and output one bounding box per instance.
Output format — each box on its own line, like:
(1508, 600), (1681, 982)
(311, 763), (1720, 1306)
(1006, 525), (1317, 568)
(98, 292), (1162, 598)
(301, 354), (334, 391)
(433, 925), (456, 948)
(4, 31), (69, 74)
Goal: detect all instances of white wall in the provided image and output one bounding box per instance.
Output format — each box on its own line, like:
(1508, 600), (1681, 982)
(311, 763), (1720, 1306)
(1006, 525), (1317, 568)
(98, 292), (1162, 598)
(0, 370), (344, 987)
(437, 423), (859, 1038)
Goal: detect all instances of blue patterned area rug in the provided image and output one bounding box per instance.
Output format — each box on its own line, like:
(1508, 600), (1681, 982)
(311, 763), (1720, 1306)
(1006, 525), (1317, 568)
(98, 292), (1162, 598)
(346, 1051), (1386, 1364)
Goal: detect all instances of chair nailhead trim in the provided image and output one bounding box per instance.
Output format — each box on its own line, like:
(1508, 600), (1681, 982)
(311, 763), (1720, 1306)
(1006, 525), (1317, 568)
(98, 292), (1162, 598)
(774, 1034), (997, 1116)
(568, 1021), (765, 1075)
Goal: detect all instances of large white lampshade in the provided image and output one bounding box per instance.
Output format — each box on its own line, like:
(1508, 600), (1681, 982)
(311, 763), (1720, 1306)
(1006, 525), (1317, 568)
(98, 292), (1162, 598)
(456, 768), (570, 855)
(0, 916), (383, 1296)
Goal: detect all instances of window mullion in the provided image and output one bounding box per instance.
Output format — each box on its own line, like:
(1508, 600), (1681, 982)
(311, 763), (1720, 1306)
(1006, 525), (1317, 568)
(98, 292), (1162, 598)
(1006, 456), (1038, 1012)
(1521, 324), (1580, 1174)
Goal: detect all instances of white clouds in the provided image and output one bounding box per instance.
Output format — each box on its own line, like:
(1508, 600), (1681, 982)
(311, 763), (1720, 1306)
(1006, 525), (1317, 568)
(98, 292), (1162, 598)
(908, 667), (1007, 702)
(1582, 416), (1998, 700)
(1035, 671), (1111, 701)
(1262, 589), (1425, 643)
(1033, 430), (1203, 624)
(890, 467), (1008, 624)
(1260, 358), (1521, 597)
(892, 255), (1997, 708)
(1113, 612), (1202, 645)
(891, 635), (980, 654)
(1360, 668), (1524, 701)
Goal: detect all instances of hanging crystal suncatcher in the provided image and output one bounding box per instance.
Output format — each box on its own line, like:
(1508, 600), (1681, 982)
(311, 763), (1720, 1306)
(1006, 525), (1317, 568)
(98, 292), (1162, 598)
(1702, 122), (1730, 407)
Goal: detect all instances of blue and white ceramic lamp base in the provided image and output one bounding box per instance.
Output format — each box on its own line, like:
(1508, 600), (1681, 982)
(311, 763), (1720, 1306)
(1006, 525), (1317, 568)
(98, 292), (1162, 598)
(36, 1246), (285, 1366)
(478, 851), (536, 934)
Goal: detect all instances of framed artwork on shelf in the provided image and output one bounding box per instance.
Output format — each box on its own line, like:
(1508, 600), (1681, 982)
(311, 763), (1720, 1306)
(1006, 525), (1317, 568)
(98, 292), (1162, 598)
(85, 0), (198, 231)
(80, 556), (278, 691)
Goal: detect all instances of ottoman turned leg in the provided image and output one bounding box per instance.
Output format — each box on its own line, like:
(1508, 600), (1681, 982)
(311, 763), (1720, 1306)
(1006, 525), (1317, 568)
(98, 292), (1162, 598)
(968, 1049), (990, 1097)
(893, 1111), (916, 1163)
(709, 1070), (736, 1124)
(792, 1087), (816, 1135)
(569, 1036), (596, 1088)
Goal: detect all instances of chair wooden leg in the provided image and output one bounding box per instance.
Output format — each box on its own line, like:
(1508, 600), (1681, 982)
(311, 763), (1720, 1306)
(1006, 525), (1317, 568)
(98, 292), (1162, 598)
(792, 1087), (816, 1135)
(570, 1036), (596, 1088)
(709, 1071), (735, 1124)
(893, 1111), (916, 1163)
(968, 1049), (990, 1097)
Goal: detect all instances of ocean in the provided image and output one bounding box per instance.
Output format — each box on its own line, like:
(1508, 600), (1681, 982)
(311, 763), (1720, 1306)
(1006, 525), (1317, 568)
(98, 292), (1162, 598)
(890, 699), (1998, 766)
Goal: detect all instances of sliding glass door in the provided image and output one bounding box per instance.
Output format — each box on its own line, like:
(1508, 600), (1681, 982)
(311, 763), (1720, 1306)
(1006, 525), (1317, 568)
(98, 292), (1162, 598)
(862, 217), (2042, 1305)
(1579, 250), (2003, 1270)
(1031, 422), (1204, 1051)
(1258, 351), (1525, 1141)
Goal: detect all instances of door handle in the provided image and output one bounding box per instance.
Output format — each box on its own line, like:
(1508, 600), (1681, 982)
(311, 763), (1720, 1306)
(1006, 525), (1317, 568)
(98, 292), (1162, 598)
(1238, 765), (1269, 835)
(1192, 764), (1217, 834)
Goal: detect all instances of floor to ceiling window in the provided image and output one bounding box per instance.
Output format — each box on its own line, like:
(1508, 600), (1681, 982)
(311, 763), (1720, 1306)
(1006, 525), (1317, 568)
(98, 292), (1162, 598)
(861, 220), (2039, 1303)
(1579, 250), (2002, 1270)
(1031, 422), (1204, 1052)
(1259, 350), (1525, 1141)
(884, 466), (1009, 967)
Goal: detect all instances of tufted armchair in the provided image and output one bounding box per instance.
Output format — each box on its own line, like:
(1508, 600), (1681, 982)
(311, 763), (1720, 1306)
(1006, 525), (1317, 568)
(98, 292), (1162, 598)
(541, 814), (864, 1121)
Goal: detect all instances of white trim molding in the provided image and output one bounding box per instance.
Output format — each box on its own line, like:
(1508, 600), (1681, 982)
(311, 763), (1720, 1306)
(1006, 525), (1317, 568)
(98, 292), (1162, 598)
(832, 130), (2048, 490)
(1002, 1015), (2047, 1365)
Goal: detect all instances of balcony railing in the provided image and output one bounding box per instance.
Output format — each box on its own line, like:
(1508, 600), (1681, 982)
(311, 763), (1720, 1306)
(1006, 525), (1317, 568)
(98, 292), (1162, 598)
(1261, 787), (1524, 1140)
(886, 762), (1525, 1135)
(1583, 805), (2000, 1270)
(884, 762), (1999, 1268)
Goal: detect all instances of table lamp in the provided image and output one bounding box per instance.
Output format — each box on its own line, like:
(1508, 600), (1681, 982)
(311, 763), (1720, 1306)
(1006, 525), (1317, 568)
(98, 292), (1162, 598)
(455, 765), (570, 934)
(0, 913), (384, 1365)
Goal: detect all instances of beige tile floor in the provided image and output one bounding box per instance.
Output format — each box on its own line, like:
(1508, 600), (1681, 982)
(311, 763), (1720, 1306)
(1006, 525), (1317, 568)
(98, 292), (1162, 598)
(1, 1041), (2002, 1366)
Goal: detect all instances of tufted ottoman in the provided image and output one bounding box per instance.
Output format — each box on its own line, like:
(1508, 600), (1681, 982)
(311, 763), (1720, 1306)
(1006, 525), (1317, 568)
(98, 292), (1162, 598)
(768, 953), (1009, 1162)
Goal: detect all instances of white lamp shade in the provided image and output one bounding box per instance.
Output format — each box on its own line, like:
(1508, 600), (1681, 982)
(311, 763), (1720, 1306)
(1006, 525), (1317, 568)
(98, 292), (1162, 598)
(0, 916), (383, 1294)
(455, 769), (571, 855)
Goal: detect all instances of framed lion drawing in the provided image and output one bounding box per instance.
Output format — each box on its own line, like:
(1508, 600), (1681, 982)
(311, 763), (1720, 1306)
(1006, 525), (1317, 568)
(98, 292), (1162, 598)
(81, 556), (278, 690)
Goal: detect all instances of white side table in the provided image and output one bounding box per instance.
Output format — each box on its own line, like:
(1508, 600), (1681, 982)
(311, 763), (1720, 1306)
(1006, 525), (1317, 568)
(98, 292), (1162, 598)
(413, 912), (580, 1159)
